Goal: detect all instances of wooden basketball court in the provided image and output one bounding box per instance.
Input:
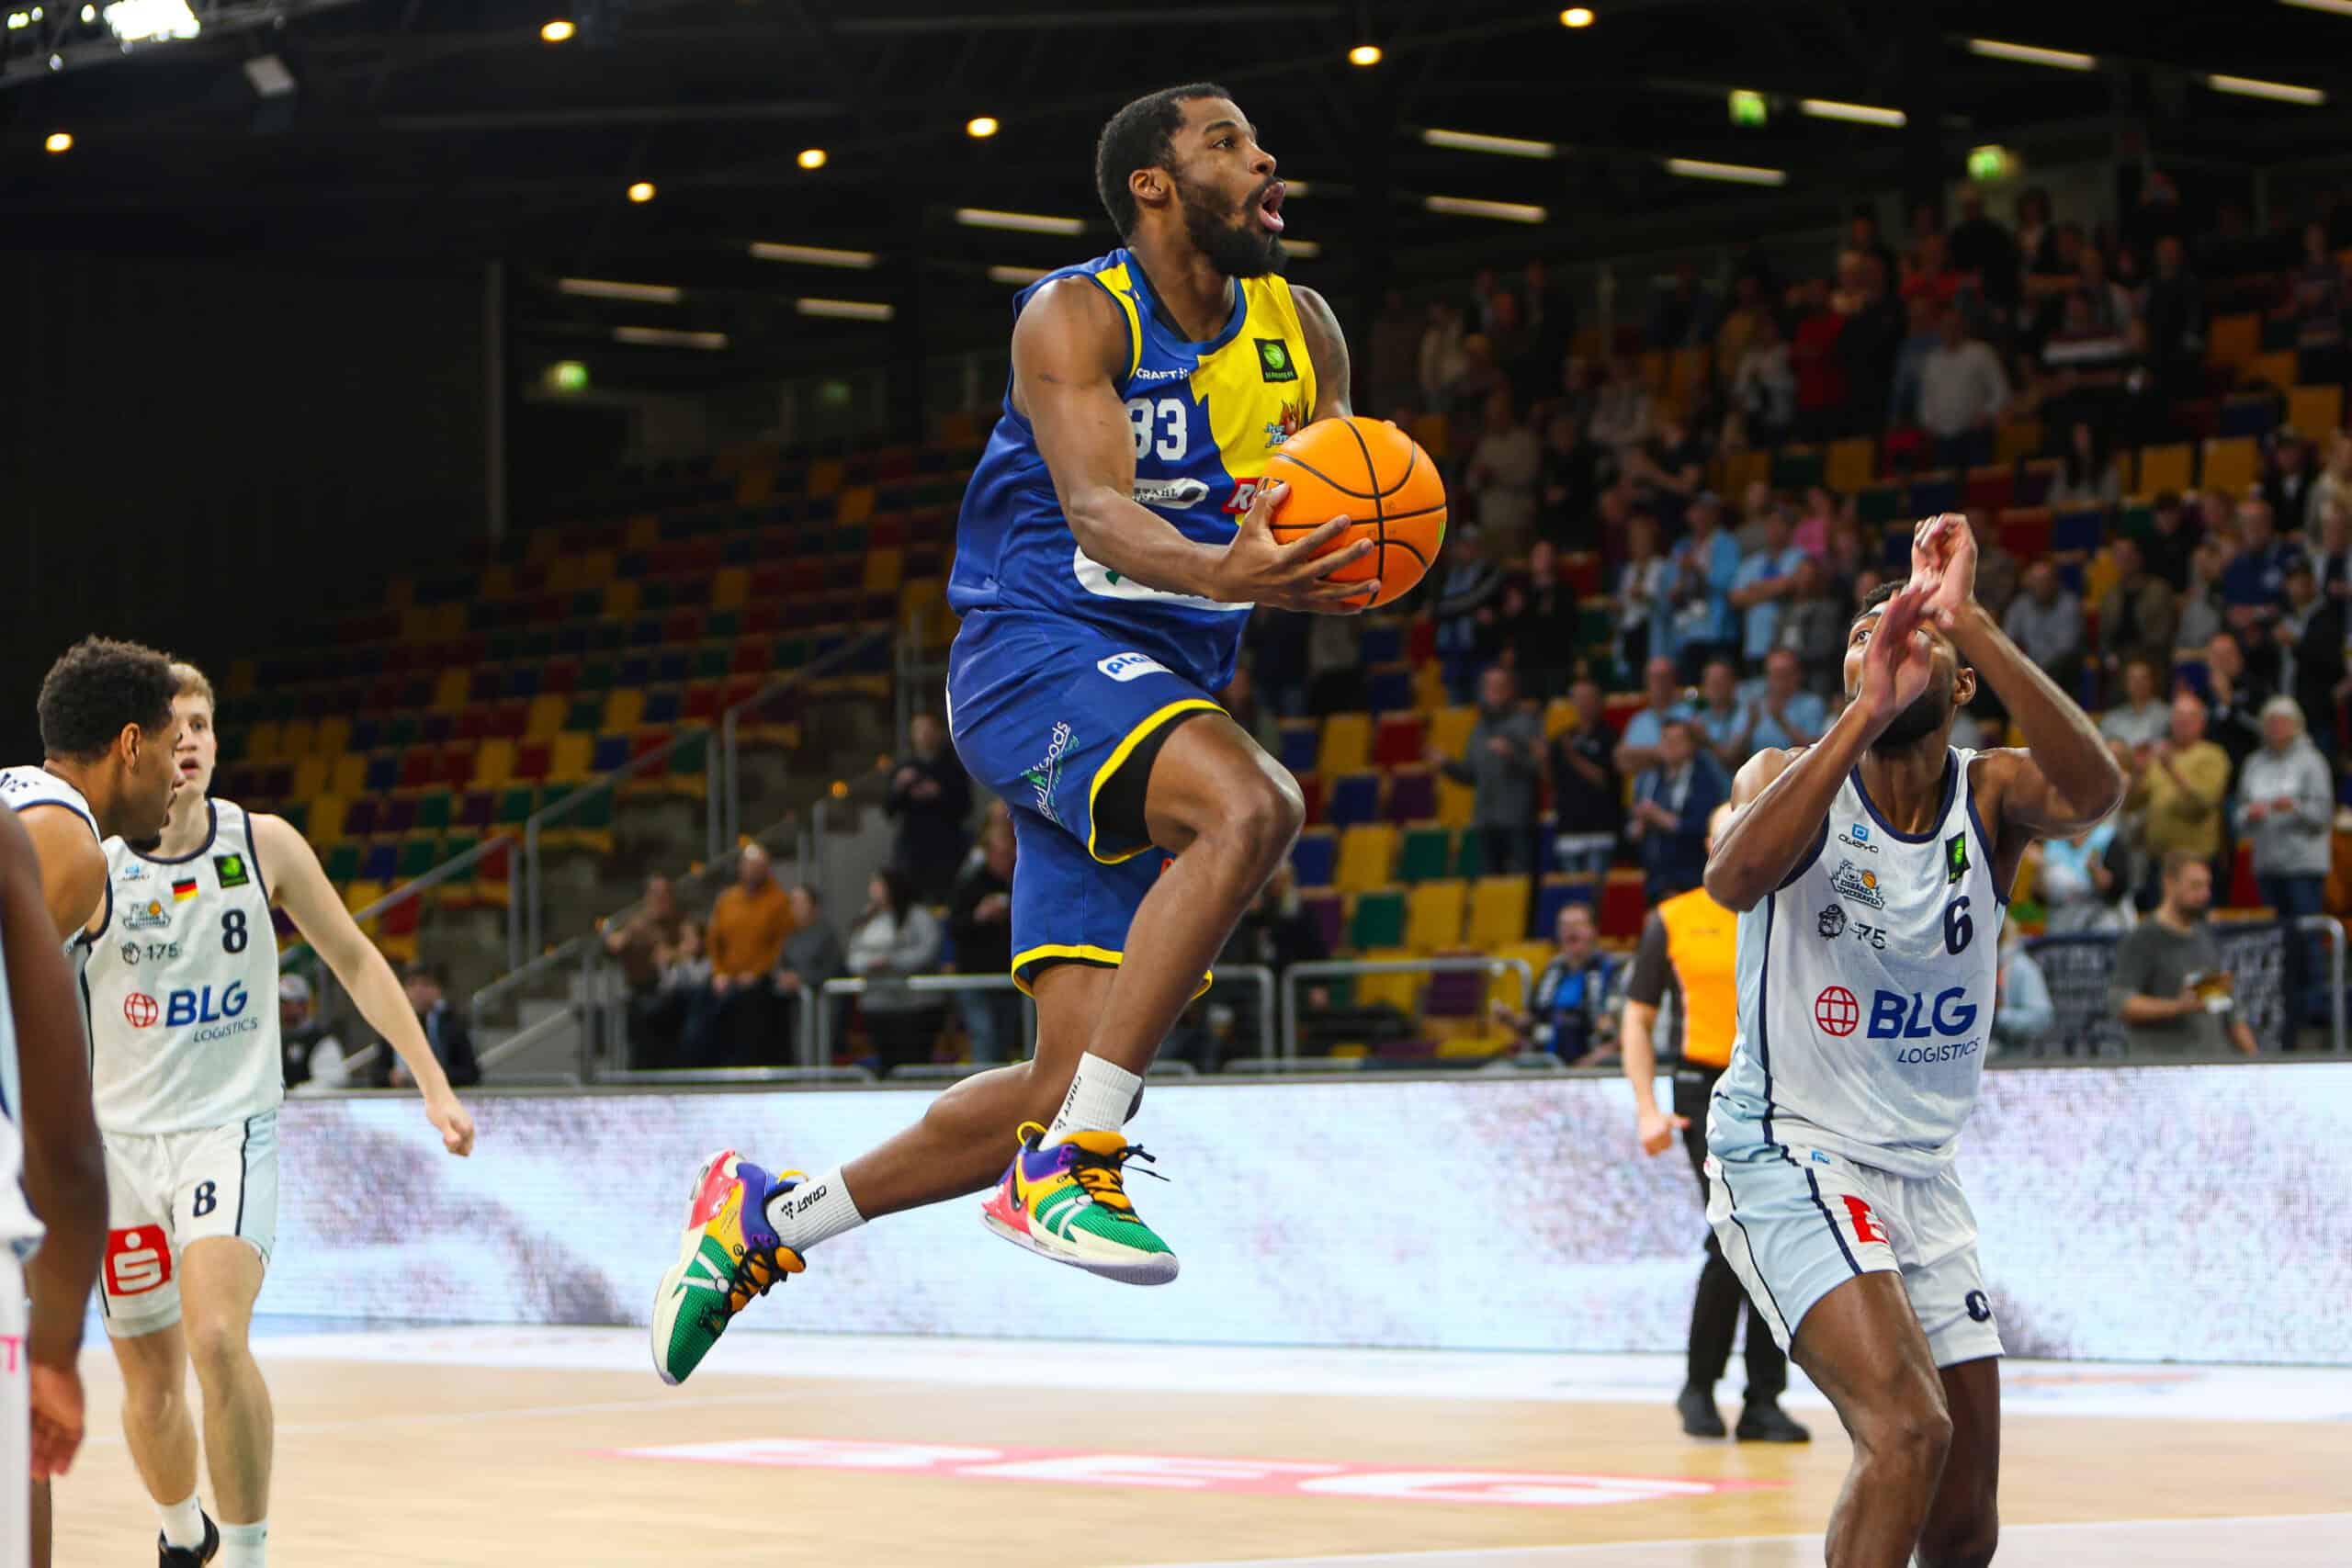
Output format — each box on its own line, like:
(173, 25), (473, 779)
(47, 1327), (2352, 1565)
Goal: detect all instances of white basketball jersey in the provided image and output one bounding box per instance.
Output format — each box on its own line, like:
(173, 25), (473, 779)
(0, 763), (105, 1027)
(0, 902), (43, 1262)
(85, 799), (284, 1135)
(1713, 749), (2006, 1178)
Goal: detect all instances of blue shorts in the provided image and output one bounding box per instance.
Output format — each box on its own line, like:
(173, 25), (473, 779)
(946, 611), (1223, 997)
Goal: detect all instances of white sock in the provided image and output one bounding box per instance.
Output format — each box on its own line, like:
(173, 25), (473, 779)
(219, 1519), (267, 1568)
(1045, 1053), (1144, 1146)
(763, 1167), (864, 1253)
(158, 1494), (205, 1550)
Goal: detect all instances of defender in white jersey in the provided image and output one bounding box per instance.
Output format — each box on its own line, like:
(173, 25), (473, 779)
(0, 805), (109, 1568)
(7, 636), (184, 1568)
(84, 664), (477, 1568)
(1704, 517), (2124, 1568)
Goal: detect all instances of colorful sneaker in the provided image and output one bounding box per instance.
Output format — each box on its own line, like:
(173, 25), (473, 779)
(978, 1122), (1177, 1285)
(650, 1149), (805, 1385)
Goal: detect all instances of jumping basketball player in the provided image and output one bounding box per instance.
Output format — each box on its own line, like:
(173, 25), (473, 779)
(5, 635), (182, 1568)
(1, 804), (108, 1568)
(652, 83), (1373, 1383)
(1702, 514), (2124, 1568)
(82, 662), (477, 1568)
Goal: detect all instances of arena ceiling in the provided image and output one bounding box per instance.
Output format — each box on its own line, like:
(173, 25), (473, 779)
(6, 0), (2351, 386)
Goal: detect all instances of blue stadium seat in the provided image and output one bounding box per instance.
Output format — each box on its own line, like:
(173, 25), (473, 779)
(642, 688), (684, 726)
(2052, 509), (2107, 554)
(1365, 665), (1413, 713)
(654, 650), (691, 685)
(1277, 720), (1320, 776)
(1358, 623), (1404, 665)
(360, 840), (399, 882)
(590, 735), (631, 773)
(1532, 874), (1598, 939)
(363, 754), (398, 794)
(1325, 772), (1381, 827)
(1291, 829), (1338, 888)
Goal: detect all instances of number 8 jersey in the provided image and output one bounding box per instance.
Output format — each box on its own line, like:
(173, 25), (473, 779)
(85, 798), (283, 1135)
(1710, 750), (2006, 1178)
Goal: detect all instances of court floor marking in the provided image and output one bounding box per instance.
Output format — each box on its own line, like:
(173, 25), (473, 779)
(74, 1388), (801, 1447)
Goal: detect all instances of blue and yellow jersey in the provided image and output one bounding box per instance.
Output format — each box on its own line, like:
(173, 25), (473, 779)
(949, 248), (1317, 694)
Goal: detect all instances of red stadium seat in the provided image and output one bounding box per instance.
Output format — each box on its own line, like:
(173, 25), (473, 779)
(1599, 870), (1647, 941)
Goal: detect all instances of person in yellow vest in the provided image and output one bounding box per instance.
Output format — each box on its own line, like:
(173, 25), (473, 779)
(1622, 804), (1810, 1444)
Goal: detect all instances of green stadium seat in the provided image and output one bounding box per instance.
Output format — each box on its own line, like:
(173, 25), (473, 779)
(494, 786), (537, 829)
(1349, 888), (1406, 951)
(1396, 826), (1453, 883)
(582, 660), (617, 693)
(695, 646), (730, 682)
(565, 696), (604, 731)
(396, 836), (441, 880)
(414, 788), (453, 832)
(324, 841), (361, 884)
(1454, 831), (1485, 879)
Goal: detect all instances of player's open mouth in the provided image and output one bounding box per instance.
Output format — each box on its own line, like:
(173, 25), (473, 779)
(178, 759), (200, 776)
(1257, 182), (1285, 233)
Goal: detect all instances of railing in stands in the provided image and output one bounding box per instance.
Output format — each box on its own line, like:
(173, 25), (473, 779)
(1281, 956), (1538, 1063)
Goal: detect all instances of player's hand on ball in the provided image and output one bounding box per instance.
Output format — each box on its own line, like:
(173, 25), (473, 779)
(1859, 579), (1938, 731)
(28, 1360), (85, 1479)
(1215, 479), (1377, 614)
(429, 1093), (477, 1156)
(1910, 513), (1977, 629)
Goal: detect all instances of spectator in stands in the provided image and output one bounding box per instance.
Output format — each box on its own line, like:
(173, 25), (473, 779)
(1613, 514), (1674, 679)
(1947, 186), (2016, 303)
(2276, 558), (2351, 760)
(1990, 931), (2055, 1056)
(1729, 507), (1808, 672)
(1467, 388), (1542, 558)
(2264, 431), (2320, 537)
(1539, 410), (1604, 543)
(2049, 421), (2122, 509)
(1777, 557), (1848, 695)
(395, 962), (481, 1089)
(1736, 648), (1827, 754)
(1503, 538), (1576, 699)
(2002, 558), (2085, 696)
(2074, 244), (2133, 338)
(2311, 440), (2352, 549)
(946, 821), (1020, 1066)
(1417, 299), (1468, 412)
(1431, 526), (1506, 703)
(1690, 659), (1748, 776)
(278, 974), (348, 1093)
(1832, 248), (1903, 432)
(2111, 852), (2259, 1057)
(2238, 694), (2336, 1032)
(1668, 493), (1742, 680)
(2143, 490), (2197, 592)
(1714, 266), (1771, 372)
(1916, 304), (2010, 447)
(2096, 536), (2179, 682)
(2012, 187), (2057, 279)
(1788, 276), (1848, 440)
(697, 841), (797, 1066)
(2281, 220), (2346, 326)
(2140, 234), (2204, 394)
(1615, 655), (1690, 778)
(1429, 664), (1544, 876)
(1845, 204), (1900, 287)
(1496, 903), (1619, 1064)
(2202, 631), (2267, 771)
(2040, 818), (2132, 934)
(2222, 499), (2293, 636)
(1966, 510), (2021, 623)
(775, 885), (843, 1065)
(2123, 693), (2232, 899)
(1628, 717), (1724, 901)
(887, 712), (975, 902)
(605, 873), (688, 1069)
(1587, 355), (1654, 456)
(1523, 259), (1573, 378)
(1550, 676), (1623, 876)
(2100, 657), (2170, 757)
(846, 866), (944, 1077)
(1728, 310), (1796, 444)
(1648, 261), (1720, 350)
(1887, 293), (1944, 427)
(2175, 536), (2228, 654)
(660, 920), (714, 1060)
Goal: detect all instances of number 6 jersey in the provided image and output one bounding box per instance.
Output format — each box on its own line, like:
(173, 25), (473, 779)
(1710, 749), (2006, 1178)
(85, 798), (283, 1135)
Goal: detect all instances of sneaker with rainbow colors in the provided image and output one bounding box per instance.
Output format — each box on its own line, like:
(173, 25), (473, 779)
(650, 1149), (806, 1385)
(978, 1122), (1178, 1285)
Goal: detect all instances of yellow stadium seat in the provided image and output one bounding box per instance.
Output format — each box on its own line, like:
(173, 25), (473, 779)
(1543, 696), (1579, 739)
(2289, 384), (2344, 439)
(1494, 940), (1556, 1009)
(2083, 548), (2120, 608)
(290, 756), (330, 802)
(838, 485), (876, 525)
(1716, 447), (1770, 496)
(1467, 875), (1532, 951)
(432, 668), (469, 713)
(481, 563), (515, 600)
(625, 513), (661, 550)
(277, 719), (315, 758)
(1351, 947), (1421, 1014)
(1410, 412), (1451, 461)
(864, 549), (903, 594)
(1317, 713), (1371, 775)
(1405, 880), (1468, 953)
(2135, 443), (2193, 495)
(1411, 663), (1448, 712)
(525, 694), (568, 739)
(808, 457), (845, 497)
(342, 880), (386, 920)
(1428, 705), (1476, 758)
(244, 721), (282, 764)
(306, 795), (348, 844)
(1825, 436), (1877, 494)
(313, 716), (350, 758)
(2201, 436), (2259, 497)
(1333, 825), (1398, 895)
(548, 732), (594, 784)
(2205, 313), (2259, 370)
(469, 739), (517, 791)
(2248, 350), (2297, 396)
(712, 566), (750, 611)
(604, 689), (646, 732)
(330, 753), (368, 799)
(602, 580), (640, 619)
(1994, 421), (2043, 464)
(734, 466), (775, 508)
(1435, 774), (1476, 829)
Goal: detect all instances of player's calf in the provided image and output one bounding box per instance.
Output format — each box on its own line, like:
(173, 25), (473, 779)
(1914, 1515), (1997, 1568)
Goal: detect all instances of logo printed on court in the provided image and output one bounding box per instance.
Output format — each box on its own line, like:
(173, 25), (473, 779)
(1815, 986), (1860, 1037)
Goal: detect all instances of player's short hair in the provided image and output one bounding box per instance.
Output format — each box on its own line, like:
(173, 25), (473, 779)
(37, 636), (178, 761)
(1858, 578), (1906, 616)
(169, 660), (216, 710)
(1095, 82), (1232, 236)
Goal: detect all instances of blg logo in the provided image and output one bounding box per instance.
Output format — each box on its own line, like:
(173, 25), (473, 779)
(1866, 987), (1978, 1039)
(164, 982), (249, 1027)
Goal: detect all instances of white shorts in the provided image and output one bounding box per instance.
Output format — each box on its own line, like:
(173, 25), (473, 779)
(2, 1253), (25, 1568)
(99, 1111), (278, 1339)
(1706, 1136), (2003, 1371)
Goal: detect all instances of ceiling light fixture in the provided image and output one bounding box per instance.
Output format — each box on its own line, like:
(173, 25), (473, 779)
(797, 148), (827, 170)
(955, 206), (1084, 235)
(2279, 0), (2352, 14)
(988, 265), (1049, 286)
(2206, 72), (2325, 105)
(558, 277), (681, 303)
(797, 299), (894, 321)
(1347, 43), (1382, 66)
(1799, 97), (1905, 127)
(1423, 194), (1548, 223)
(1964, 38), (2097, 71)
(965, 116), (999, 138)
(1560, 6), (1595, 26)
(626, 181), (655, 203)
(1665, 156), (1788, 186)
(1283, 239), (1321, 258)
(539, 18), (572, 42)
(1421, 127), (1557, 158)
(612, 326), (727, 350)
(750, 243), (877, 269)
(44, 130), (72, 152)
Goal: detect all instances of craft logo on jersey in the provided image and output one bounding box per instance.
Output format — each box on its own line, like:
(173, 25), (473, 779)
(124, 897), (171, 932)
(1022, 722), (1075, 826)
(1837, 821), (1878, 854)
(1255, 337), (1298, 383)
(1829, 860), (1885, 910)
(1816, 904), (1848, 939)
(1815, 986), (1860, 1037)
(1944, 832), (1969, 886)
(213, 852), (251, 889)
(171, 877), (199, 904)
(1096, 651), (1170, 683)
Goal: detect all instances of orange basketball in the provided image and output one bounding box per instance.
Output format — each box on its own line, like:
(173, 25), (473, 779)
(1264, 415), (1448, 608)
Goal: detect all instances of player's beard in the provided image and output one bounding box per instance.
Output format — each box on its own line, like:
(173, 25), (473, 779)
(1178, 175), (1283, 279)
(1866, 664), (1955, 754)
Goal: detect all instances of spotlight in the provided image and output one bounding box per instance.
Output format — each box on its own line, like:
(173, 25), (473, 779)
(45, 130), (73, 153)
(539, 18), (573, 42)
(1347, 43), (1382, 66)
(797, 148), (827, 170)
(966, 116), (999, 139)
(1560, 6), (1595, 25)
(627, 181), (656, 203)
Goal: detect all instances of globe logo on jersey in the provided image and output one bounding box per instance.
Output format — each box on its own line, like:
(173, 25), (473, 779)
(1815, 986), (1860, 1036)
(123, 992), (160, 1028)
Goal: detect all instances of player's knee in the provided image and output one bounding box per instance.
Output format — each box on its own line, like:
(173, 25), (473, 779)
(184, 1314), (254, 1387)
(1917, 1508), (1998, 1568)
(1220, 768), (1304, 871)
(119, 1360), (183, 1425)
(1854, 1387), (1951, 1476)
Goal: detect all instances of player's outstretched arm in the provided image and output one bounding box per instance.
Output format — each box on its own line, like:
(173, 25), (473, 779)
(1290, 285), (1353, 423)
(1914, 514), (2125, 841)
(16, 805), (105, 946)
(0, 807), (105, 1481)
(1706, 580), (1941, 910)
(1012, 277), (1373, 612)
(253, 813), (476, 1156)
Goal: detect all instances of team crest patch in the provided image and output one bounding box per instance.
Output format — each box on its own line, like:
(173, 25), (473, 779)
(213, 852), (251, 889)
(1944, 833), (1969, 886)
(1254, 337), (1298, 383)
(1816, 905), (1848, 939)
(123, 897), (172, 932)
(1828, 861), (1884, 910)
